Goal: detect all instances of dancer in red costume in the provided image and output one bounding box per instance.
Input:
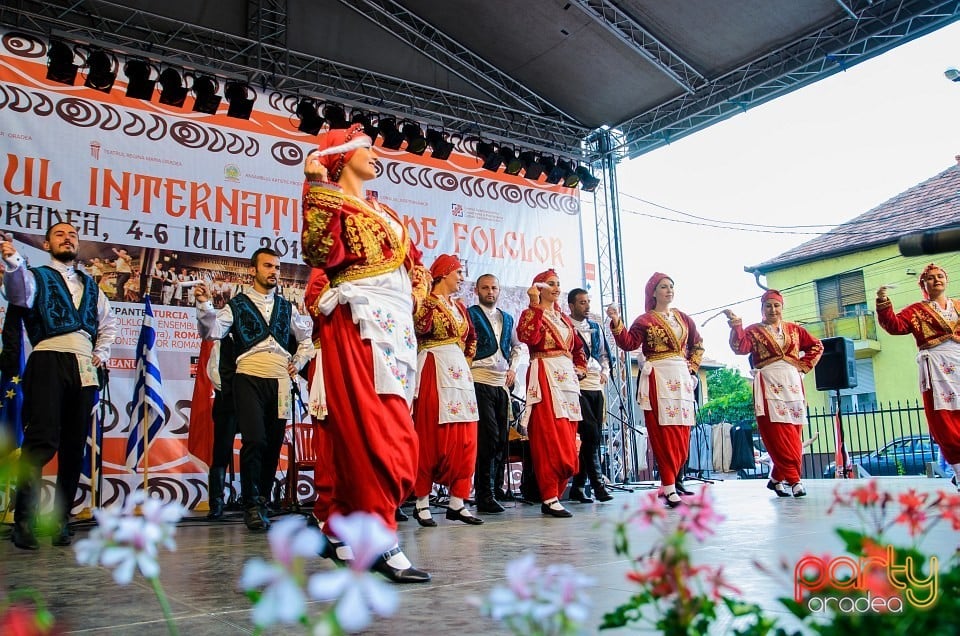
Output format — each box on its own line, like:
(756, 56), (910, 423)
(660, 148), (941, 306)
(607, 273), (704, 508)
(301, 123), (432, 583)
(411, 254), (483, 527)
(724, 290), (823, 498)
(877, 263), (960, 490)
(517, 269), (587, 518)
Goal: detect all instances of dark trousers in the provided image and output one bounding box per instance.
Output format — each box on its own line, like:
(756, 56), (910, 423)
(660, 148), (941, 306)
(571, 389), (605, 492)
(473, 382), (510, 500)
(233, 374), (285, 505)
(211, 389), (238, 469)
(16, 351), (97, 523)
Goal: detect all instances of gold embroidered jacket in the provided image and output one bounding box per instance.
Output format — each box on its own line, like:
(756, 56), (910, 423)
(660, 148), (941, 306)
(728, 321), (823, 373)
(414, 294), (477, 359)
(611, 309), (705, 372)
(876, 297), (960, 349)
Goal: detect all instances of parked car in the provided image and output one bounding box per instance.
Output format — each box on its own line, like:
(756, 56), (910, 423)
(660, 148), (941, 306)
(823, 435), (940, 477)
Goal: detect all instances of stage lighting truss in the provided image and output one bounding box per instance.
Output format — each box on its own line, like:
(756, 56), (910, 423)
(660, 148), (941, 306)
(322, 103), (349, 129)
(191, 74), (222, 114)
(158, 67), (188, 107)
(402, 122), (427, 155)
(575, 166), (601, 192)
(559, 159), (580, 188)
(224, 81), (255, 119)
(543, 156), (563, 184)
(519, 151), (544, 180)
(82, 48), (118, 93)
(425, 129), (454, 160)
(46, 40), (78, 85)
(350, 111), (380, 143)
(123, 58), (157, 100)
(295, 98), (324, 135)
(499, 146), (522, 175)
(378, 117), (405, 150)
(476, 140), (502, 171)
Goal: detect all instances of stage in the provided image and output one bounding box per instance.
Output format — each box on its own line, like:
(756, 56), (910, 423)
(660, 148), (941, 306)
(1, 477), (955, 635)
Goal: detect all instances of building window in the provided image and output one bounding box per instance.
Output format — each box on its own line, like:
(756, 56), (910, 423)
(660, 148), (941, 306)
(816, 271), (867, 320)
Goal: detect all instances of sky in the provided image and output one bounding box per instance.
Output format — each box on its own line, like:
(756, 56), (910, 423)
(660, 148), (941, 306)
(586, 19), (960, 373)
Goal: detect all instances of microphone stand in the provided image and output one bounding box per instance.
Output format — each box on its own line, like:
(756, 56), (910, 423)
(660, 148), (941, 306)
(94, 366), (109, 508)
(286, 378), (310, 515)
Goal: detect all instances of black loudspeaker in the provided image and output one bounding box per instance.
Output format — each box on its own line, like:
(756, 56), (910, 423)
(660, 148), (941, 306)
(815, 336), (858, 391)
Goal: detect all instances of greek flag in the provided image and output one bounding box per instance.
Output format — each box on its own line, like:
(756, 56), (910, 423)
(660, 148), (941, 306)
(126, 295), (166, 469)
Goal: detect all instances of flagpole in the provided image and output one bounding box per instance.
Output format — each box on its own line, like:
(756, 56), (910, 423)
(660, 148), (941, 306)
(141, 390), (149, 493)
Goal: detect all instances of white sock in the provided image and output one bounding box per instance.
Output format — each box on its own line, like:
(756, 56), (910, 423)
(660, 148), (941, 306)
(385, 544), (412, 569)
(662, 484), (677, 496)
(449, 496), (472, 515)
(328, 537), (355, 561)
(544, 498), (565, 511)
(416, 496), (430, 510)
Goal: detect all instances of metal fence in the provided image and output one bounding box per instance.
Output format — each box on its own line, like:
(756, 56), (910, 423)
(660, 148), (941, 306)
(693, 401), (935, 480)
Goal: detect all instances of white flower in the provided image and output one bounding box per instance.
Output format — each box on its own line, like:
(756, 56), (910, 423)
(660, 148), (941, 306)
(240, 557), (309, 627)
(325, 512), (395, 571)
(74, 490), (185, 585)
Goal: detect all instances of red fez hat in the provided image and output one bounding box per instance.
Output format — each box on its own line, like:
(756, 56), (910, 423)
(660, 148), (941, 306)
(430, 254), (462, 280)
(761, 289), (784, 305)
(918, 263), (948, 300)
(314, 123), (372, 182)
(533, 269), (558, 284)
(644, 272), (672, 311)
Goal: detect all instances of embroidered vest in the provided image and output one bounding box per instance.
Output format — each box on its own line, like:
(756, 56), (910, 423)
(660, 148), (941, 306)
(226, 293), (291, 356)
(469, 305), (513, 361)
(580, 318), (613, 366)
(24, 266), (99, 346)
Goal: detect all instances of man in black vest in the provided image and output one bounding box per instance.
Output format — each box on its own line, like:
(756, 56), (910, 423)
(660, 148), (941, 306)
(194, 248), (314, 531)
(2, 223), (118, 549)
(567, 288), (613, 503)
(467, 274), (524, 513)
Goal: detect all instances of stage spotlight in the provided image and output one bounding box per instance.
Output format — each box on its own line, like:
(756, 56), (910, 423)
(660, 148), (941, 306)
(123, 59), (156, 100)
(191, 75), (221, 114)
(402, 122), (427, 155)
(476, 141), (502, 171)
(46, 41), (78, 85)
(544, 156), (564, 184)
(224, 81), (255, 119)
(296, 98), (324, 135)
(560, 159), (579, 188)
(519, 151), (544, 180)
(158, 68), (188, 107)
(500, 147), (522, 175)
(83, 49), (117, 92)
(350, 111), (379, 142)
(378, 117), (405, 150)
(575, 166), (601, 192)
(323, 104), (349, 129)
(426, 129), (454, 160)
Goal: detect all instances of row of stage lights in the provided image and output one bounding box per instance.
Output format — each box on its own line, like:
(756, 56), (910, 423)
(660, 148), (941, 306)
(295, 100), (601, 191)
(45, 39), (601, 192)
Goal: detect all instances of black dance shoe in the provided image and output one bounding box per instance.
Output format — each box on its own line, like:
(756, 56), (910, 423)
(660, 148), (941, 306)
(476, 497), (505, 514)
(11, 521), (38, 550)
(766, 479), (791, 498)
(413, 506), (437, 528)
(790, 482), (807, 498)
(372, 548), (431, 584)
(446, 507), (484, 525)
(593, 484), (614, 502)
(675, 482), (695, 496)
(540, 502), (573, 518)
(568, 487), (594, 504)
(664, 492), (683, 508)
(395, 507), (409, 522)
(320, 538), (353, 566)
(52, 522), (72, 547)
(243, 503), (271, 532)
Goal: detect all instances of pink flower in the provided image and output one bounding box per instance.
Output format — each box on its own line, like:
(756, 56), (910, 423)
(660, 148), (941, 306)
(677, 486), (724, 542)
(626, 491), (667, 530)
(894, 489), (929, 536)
(936, 490), (960, 530)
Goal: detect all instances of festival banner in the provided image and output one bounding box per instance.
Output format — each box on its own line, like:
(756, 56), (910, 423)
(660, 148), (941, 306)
(0, 28), (585, 511)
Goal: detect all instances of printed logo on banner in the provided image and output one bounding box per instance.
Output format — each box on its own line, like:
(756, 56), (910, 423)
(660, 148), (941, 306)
(451, 203), (463, 217)
(90, 141), (101, 159)
(224, 164), (241, 182)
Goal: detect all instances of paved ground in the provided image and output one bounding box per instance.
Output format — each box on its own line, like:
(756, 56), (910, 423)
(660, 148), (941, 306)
(1, 476), (956, 635)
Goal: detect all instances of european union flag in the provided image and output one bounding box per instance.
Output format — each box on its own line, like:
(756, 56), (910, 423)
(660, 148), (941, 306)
(0, 306), (27, 448)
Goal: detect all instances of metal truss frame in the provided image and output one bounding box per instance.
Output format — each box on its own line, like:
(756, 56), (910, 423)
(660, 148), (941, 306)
(609, 0), (960, 161)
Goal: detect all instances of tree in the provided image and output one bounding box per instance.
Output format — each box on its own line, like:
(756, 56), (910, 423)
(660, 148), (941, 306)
(698, 367), (754, 424)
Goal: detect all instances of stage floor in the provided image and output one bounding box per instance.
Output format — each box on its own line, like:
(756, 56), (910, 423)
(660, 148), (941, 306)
(1, 477), (956, 635)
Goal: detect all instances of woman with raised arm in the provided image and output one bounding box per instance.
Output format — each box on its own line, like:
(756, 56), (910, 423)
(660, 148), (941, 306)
(607, 273), (704, 508)
(301, 123), (432, 583)
(517, 269), (587, 518)
(876, 263), (960, 489)
(411, 254), (483, 527)
(724, 290), (823, 498)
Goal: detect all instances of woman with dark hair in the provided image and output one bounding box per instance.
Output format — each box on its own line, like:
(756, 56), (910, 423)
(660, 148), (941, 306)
(877, 263), (960, 489)
(302, 123), (432, 583)
(410, 254), (482, 527)
(517, 269), (586, 518)
(724, 290), (823, 498)
(607, 273), (704, 508)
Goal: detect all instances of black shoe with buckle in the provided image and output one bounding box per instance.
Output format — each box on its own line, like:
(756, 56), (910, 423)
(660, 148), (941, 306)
(446, 506), (484, 525)
(372, 547), (431, 584)
(540, 502), (573, 518)
(320, 537), (353, 566)
(675, 482), (695, 496)
(11, 520), (38, 550)
(395, 507), (409, 522)
(413, 506), (437, 528)
(664, 492), (683, 508)
(766, 479), (791, 498)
